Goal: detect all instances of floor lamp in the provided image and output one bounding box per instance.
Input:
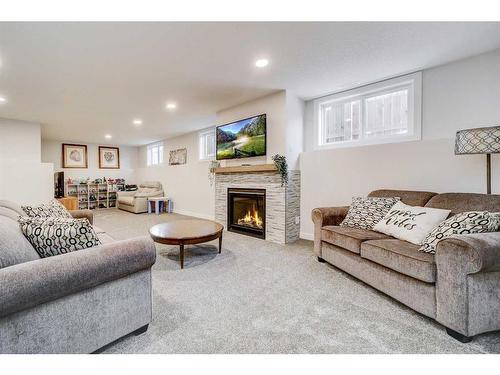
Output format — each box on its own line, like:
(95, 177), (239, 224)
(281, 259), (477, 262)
(455, 126), (500, 194)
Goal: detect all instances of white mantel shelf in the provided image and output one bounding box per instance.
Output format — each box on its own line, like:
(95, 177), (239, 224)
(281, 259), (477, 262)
(214, 164), (277, 174)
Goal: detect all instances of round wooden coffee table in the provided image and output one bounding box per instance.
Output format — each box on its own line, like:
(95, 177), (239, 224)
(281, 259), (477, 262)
(149, 219), (224, 269)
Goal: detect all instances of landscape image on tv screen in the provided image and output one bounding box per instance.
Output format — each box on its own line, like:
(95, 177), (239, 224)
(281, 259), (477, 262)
(216, 114), (266, 160)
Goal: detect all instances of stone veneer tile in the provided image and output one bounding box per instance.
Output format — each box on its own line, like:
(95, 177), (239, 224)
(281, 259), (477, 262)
(215, 170), (300, 244)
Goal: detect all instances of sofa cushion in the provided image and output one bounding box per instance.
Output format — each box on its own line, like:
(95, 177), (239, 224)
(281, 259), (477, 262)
(140, 181), (161, 189)
(117, 196), (135, 206)
(340, 196), (400, 230)
(19, 217), (101, 258)
(419, 211), (500, 253)
(0, 216), (40, 269)
(425, 193), (500, 215)
(21, 200), (72, 219)
(368, 189), (437, 207)
(361, 239), (436, 283)
(373, 201), (450, 245)
(322, 225), (391, 254)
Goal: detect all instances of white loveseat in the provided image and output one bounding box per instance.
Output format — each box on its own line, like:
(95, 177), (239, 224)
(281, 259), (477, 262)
(117, 181), (164, 214)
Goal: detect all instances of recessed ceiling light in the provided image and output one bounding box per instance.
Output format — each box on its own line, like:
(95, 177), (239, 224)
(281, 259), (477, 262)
(0, 96), (7, 103)
(133, 119), (143, 126)
(166, 103), (177, 110)
(255, 58), (269, 68)
(104, 134), (112, 139)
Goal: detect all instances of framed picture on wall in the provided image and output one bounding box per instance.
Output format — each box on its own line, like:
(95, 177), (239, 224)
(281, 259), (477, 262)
(62, 143), (88, 168)
(169, 148), (187, 165)
(99, 146), (120, 169)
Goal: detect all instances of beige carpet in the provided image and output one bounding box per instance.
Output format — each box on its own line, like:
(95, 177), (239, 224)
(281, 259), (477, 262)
(95, 209), (500, 353)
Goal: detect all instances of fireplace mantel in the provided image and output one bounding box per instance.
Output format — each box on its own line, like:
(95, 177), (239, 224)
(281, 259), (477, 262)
(214, 164), (277, 174)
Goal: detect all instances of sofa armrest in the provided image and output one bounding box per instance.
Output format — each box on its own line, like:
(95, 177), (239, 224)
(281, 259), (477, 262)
(69, 209), (94, 225)
(435, 232), (500, 336)
(436, 232), (500, 274)
(311, 206), (349, 257)
(0, 236), (156, 318)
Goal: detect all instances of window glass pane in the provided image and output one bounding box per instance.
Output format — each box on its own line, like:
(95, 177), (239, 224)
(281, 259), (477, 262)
(321, 100), (361, 144)
(152, 147), (158, 165)
(365, 89), (408, 138)
(199, 130), (216, 159)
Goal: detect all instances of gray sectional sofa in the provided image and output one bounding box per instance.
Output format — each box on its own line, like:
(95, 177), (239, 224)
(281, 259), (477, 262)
(0, 200), (156, 353)
(312, 189), (500, 342)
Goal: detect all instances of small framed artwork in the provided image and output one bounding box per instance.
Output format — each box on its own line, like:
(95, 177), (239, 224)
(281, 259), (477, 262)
(99, 146), (120, 169)
(169, 148), (187, 165)
(62, 143), (88, 168)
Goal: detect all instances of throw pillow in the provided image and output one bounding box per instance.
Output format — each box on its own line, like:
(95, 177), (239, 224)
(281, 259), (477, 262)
(18, 217), (101, 258)
(419, 211), (500, 253)
(340, 197), (400, 230)
(21, 200), (73, 219)
(373, 201), (451, 245)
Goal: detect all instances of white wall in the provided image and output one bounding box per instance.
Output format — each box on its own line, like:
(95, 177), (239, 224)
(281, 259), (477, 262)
(134, 90), (305, 220)
(136, 130), (215, 219)
(0, 118), (42, 162)
(41, 140), (139, 184)
(216, 91), (288, 167)
(0, 118), (54, 204)
(300, 49), (500, 239)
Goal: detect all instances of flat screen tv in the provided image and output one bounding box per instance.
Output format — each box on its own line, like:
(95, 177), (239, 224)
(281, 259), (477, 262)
(216, 114), (266, 160)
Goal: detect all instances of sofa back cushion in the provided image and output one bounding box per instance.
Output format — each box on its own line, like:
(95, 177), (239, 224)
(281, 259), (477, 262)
(0, 200), (25, 216)
(425, 193), (500, 215)
(368, 189), (437, 207)
(0, 216), (40, 269)
(139, 181), (162, 189)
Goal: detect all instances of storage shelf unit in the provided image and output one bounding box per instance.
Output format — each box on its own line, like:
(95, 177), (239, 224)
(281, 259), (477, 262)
(66, 183), (122, 210)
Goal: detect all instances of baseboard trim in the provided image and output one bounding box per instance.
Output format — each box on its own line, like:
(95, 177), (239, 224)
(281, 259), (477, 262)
(300, 232), (314, 241)
(173, 209), (214, 221)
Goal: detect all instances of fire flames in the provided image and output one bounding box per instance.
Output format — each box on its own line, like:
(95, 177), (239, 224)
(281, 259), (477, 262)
(237, 205), (263, 229)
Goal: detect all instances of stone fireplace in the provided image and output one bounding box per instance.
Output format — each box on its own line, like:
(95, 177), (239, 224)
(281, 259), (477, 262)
(227, 188), (266, 239)
(214, 165), (300, 244)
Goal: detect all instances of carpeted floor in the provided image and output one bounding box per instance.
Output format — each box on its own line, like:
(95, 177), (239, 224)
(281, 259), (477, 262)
(95, 209), (500, 354)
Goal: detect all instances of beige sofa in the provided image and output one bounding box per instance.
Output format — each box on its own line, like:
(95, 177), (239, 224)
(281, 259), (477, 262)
(117, 181), (163, 214)
(312, 189), (500, 342)
(0, 200), (156, 353)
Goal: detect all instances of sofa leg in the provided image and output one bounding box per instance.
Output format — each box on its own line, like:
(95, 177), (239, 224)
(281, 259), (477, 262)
(446, 328), (472, 343)
(317, 257), (326, 263)
(133, 324), (149, 336)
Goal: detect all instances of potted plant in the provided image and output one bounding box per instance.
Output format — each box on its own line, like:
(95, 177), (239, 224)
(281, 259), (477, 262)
(272, 154), (288, 187)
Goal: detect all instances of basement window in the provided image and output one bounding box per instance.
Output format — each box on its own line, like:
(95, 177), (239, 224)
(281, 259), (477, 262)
(314, 72), (422, 149)
(147, 142), (164, 166)
(199, 128), (216, 160)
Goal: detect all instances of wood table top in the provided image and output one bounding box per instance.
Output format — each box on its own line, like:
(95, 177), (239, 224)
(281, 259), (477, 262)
(149, 219), (224, 245)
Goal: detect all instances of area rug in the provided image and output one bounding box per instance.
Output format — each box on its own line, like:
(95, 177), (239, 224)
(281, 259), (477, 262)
(95, 209), (500, 353)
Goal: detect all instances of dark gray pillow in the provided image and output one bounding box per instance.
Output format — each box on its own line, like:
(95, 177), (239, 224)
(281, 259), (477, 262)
(0, 216), (40, 269)
(19, 217), (101, 258)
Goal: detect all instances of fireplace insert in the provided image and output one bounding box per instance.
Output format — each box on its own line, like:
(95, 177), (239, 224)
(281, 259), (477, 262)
(227, 188), (265, 239)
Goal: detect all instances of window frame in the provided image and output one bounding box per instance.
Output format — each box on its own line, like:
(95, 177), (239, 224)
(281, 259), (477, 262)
(146, 142), (164, 166)
(313, 72), (422, 150)
(199, 128), (216, 161)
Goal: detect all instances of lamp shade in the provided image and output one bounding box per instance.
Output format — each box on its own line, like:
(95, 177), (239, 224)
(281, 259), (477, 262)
(455, 126), (500, 155)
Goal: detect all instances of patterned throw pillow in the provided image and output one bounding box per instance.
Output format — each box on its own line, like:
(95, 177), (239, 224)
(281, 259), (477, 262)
(21, 200), (73, 219)
(373, 201), (450, 245)
(18, 217), (101, 258)
(340, 197), (400, 230)
(419, 211), (500, 253)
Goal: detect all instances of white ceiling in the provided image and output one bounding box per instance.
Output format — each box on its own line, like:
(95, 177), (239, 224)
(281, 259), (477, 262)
(0, 22), (500, 146)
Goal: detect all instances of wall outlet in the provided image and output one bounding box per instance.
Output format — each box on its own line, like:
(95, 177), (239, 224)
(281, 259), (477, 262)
(295, 216), (300, 225)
